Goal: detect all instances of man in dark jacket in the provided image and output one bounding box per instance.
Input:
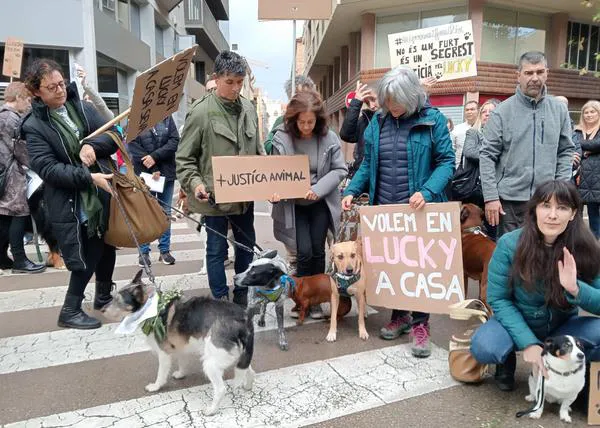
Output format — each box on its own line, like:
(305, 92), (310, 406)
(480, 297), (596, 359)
(128, 115), (179, 266)
(339, 81), (378, 175)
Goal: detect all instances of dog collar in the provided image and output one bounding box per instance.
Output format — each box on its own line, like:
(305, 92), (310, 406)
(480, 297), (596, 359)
(334, 272), (361, 297)
(256, 275), (295, 303)
(544, 362), (585, 377)
(462, 226), (487, 236)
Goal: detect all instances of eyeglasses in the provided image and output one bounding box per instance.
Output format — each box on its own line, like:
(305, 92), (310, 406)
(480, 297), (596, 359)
(40, 80), (66, 93)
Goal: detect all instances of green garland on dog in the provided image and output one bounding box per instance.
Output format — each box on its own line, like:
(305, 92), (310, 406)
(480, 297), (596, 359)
(141, 289), (183, 343)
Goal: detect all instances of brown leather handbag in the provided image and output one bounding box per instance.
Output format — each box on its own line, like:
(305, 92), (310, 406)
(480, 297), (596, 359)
(102, 131), (169, 248)
(448, 299), (491, 383)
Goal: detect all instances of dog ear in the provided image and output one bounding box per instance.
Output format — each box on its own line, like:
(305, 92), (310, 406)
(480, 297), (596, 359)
(460, 205), (469, 224)
(133, 269), (144, 285)
(329, 249), (336, 274)
(542, 338), (554, 356)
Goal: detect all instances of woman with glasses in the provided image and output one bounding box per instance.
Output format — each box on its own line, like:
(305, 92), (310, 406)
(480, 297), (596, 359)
(21, 59), (118, 330)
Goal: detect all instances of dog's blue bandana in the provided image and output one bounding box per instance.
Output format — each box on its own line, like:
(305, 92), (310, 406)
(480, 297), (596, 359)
(334, 272), (360, 297)
(256, 275), (295, 303)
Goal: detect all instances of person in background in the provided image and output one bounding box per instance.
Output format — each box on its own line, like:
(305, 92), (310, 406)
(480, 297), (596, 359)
(75, 64), (114, 123)
(471, 180), (600, 401)
(128, 115), (179, 266)
(339, 81), (378, 174)
(22, 58), (118, 329)
(0, 82), (45, 274)
(342, 66), (454, 357)
(446, 117), (454, 133)
(451, 100), (478, 168)
(555, 95), (581, 170)
(574, 100), (600, 238)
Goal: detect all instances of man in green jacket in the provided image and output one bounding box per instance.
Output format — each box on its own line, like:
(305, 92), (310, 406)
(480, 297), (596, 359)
(176, 51), (264, 306)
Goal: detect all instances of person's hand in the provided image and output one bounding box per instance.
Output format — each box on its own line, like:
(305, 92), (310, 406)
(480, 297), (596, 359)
(305, 190), (319, 201)
(142, 155), (156, 168)
(485, 200), (505, 226)
(152, 171), (161, 181)
(268, 193), (281, 204)
(523, 344), (548, 379)
(342, 195), (354, 211)
(409, 192), (426, 210)
(79, 144), (96, 167)
(355, 81), (375, 103)
(91, 173), (113, 195)
(573, 152), (581, 166)
(194, 183), (208, 201)
(584, 151), (591, 159)
(76, 65), (87, 86)
(558, 247), (579, 297)
(420, 76), (438, 88)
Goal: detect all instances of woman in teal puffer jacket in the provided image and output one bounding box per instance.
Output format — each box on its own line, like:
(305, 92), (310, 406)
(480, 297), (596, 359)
(471, 180), (600, 400)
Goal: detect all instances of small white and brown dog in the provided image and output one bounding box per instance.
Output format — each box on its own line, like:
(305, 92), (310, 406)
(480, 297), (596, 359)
(522, 335), (586, 423)
(326, 240), (369, 342)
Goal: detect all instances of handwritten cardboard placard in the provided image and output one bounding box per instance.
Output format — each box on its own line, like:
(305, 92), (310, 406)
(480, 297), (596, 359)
(211, 155), (310, 203)
(2, 37), (24, 79)
(360, 202), (465, 314)
(590, 362), (600, 424)
(388, 20), (476, 82)
(127, 45), (197, 141)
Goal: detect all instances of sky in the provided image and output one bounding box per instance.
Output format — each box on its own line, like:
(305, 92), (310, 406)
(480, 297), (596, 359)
(228, 0), (302, 101)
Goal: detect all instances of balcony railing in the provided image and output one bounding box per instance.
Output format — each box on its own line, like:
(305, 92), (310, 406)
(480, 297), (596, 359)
(184, 0), (229, 57)
(156, 0), (184, 12)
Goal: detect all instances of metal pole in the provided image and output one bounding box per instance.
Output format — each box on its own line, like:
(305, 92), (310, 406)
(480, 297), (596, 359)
(291, 19), (297, 97)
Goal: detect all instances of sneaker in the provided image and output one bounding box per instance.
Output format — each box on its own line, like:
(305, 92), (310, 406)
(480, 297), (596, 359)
(12, 258), (46, 274)
(379, 315), (411, 340)
(138, 253), (151, 267)
(410, 323), (432, 358)
(159, 252), (176, 265)
(309, 304), (324, 319)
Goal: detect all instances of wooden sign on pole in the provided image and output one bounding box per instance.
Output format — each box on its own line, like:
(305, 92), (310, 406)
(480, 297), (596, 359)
(258, 0), (332, 20)
(126, 45), (198, 141)
(2, 38), (24, 79)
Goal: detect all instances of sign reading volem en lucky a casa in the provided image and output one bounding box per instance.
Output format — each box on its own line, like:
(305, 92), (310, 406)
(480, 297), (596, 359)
(360, 202), (465, 314)
(126, 45), (198, 141)
(388, 20), (476, 82)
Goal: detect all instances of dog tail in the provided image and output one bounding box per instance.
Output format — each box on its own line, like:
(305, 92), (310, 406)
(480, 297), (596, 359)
(236, 314), (254, 370)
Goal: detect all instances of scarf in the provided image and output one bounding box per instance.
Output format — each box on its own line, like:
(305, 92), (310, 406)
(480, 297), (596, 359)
(49, 101), (104, 237)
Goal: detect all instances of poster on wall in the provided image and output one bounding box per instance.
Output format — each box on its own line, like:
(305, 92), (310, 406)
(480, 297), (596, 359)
(387, 20), (476, 82)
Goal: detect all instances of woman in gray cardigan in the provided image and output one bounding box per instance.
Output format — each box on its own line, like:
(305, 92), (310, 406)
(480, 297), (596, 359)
(270, 90), (347, 281)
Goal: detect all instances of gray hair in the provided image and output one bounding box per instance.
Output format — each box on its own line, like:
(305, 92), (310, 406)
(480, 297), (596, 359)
(285, 75), (316, 100)
(377, 66), (427, 116)
(518, 51), (547, 71)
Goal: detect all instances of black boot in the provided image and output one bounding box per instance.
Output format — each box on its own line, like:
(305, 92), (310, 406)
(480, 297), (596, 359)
(58, 293), (101, 329)
(93, 281), (115, 310)
(494, 351), (516, 391)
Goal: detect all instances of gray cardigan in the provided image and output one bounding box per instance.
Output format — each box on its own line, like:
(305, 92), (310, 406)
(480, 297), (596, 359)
(270, 128), (347, 249)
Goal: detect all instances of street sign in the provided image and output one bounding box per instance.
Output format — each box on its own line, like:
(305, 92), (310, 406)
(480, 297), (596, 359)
(345, 91), (356, 108)
(2, 37), (24, 79)
(258, 0), (333, 20)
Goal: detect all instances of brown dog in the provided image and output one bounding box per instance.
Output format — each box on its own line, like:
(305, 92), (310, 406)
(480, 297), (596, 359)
(326, 240), (368, 341)
(289, 274), (352, 325)
(460, 204), (496, 307)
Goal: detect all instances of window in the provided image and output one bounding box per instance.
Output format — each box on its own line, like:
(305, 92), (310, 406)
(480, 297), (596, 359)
(375, 7), (468, 68)
(102, 0), (115, 11)
(0, 46), (68, 83)
(117, 0), (130, 31)
(565, 21), (600, 72)
(155, 26), (164, 57)
(482, 7), (548, 65)
(130, 2), (141, 38)
(195, 61), (206, 84)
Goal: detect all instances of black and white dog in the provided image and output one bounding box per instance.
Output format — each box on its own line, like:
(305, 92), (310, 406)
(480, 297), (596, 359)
(234, 250), (293, 351)
(102, 270), (255, 416)
(523, 335), (586, 423)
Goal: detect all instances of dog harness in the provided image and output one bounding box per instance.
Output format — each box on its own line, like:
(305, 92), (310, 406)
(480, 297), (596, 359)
(141, 289), (183, 343)
(334, 272), (361, 297)
(255, 275), (295, 303)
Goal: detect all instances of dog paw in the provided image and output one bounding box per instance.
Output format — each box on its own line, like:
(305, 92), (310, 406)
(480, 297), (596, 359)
(257, 319), (266, 327)
(560, 411), (572, 423)
(525, 394), (535, 402)
(528, 411), (542, 420)
(145, 382), (163, 393)
(172, 370), (186, 380)
(279, 342), (289, 351)
(326, 331), (337, 342)
(359, 329), (369, 340)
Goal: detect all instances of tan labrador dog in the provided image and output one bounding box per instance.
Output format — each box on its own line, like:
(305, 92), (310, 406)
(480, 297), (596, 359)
(326, 240), (369, 341)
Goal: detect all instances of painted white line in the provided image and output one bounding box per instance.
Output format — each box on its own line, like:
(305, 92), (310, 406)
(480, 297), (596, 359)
(6, 343), (455, 428)
(0, 297), (375, 374)
(115, 249), (202, 267)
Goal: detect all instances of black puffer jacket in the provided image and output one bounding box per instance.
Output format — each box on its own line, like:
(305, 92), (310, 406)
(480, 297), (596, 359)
(22, 83), (118, 271)
(339, 98), (374, 172)
(577, 129), (600, 203)
(127, 116), (179, 180)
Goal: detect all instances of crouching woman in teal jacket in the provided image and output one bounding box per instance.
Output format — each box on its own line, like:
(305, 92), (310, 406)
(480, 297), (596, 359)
(471, 180), (600, 401)
(341, 66), (455, 358)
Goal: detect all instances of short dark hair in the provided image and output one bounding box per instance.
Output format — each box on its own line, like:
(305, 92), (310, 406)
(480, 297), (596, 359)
(465, 100), (479, 109)
(518, 51), (547, 71)
(24, 58), (64, 93)
(284, 90), (328, 138)
(214, 50), (247, 77)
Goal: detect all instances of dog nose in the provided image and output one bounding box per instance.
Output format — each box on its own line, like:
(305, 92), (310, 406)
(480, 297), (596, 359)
(345, 267), (354, 275)
(577, 352), (585, 360)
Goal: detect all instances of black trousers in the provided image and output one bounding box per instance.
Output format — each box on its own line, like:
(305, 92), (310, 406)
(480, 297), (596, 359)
(498, 199), (527, 238)
(0, 215), (27, 261)
(67, 225), (116, 297)
(295, 200), (330, 277)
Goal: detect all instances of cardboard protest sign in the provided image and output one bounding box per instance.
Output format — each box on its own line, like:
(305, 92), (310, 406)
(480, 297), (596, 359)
(388, 20), (476, 82)
(127, 45), (197, 141)
(258, 0), (332, 20)
(360, 202), (465, 314)
(2, 37), (24, 79)
(590, 362), (600, 424)
(211, 155), (310, 203)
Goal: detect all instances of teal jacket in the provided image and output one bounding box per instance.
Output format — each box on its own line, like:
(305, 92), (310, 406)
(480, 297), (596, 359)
(488, 229), (600, 350)
(343, 106), (455, 203)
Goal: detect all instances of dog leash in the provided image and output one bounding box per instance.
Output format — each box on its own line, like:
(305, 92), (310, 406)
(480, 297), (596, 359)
(516, 369), (545, 418)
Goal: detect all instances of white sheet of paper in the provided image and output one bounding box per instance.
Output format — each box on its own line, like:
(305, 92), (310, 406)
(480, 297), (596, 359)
(115, 291), (159, 335)
(140, 172), (165, 193)
(26, 170), (43, 199)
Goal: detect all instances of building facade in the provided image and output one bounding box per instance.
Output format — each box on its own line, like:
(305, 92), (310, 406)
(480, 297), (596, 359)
(0, 0), (229, 127)
(302, 0), (600, 147)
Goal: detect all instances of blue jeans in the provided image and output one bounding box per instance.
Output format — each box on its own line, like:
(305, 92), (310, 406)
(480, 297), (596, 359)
(140, 179), (175, 254)
(588, 203), (600, 239)
(471, 316), (600, 365)
(204, 205), (255, 300)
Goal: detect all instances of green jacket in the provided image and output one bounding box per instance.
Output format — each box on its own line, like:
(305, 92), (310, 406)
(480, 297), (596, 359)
(264, 115), (284, 154)
(176, 92), (265, 216)
(488, 229), (600, 350)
